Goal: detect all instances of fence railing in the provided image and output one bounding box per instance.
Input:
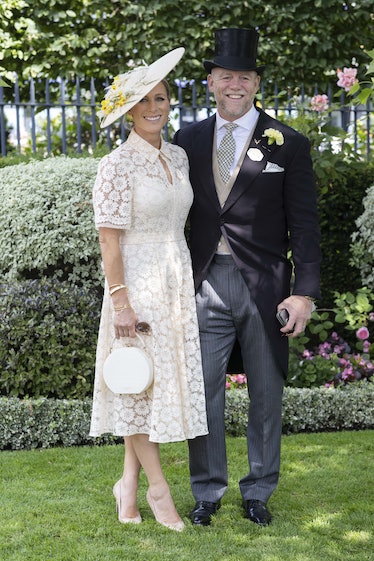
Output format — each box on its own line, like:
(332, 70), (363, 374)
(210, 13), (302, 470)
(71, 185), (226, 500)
(0, 75), (372, 158)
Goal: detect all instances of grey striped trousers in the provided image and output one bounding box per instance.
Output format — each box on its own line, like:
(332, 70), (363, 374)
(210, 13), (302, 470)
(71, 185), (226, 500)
(189, 254), (284, 504)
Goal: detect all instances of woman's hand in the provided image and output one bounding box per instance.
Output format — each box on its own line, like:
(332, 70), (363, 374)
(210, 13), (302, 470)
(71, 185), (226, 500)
(113, 307), (139, 339)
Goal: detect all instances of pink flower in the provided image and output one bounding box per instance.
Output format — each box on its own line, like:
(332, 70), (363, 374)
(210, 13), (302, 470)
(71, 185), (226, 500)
(336, 67), (358, 92)
(225, 373), (247, 389)
(310, 94), (329, 112)
(235, 374), (247, 385)
(356, 326), (369, 340)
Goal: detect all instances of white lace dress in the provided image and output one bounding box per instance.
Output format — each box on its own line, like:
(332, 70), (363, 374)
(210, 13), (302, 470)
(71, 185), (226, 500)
(89, 130), (208, 443)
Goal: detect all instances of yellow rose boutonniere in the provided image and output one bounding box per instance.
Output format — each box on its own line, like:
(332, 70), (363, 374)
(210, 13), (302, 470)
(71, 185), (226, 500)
(263, 128), (284, 146)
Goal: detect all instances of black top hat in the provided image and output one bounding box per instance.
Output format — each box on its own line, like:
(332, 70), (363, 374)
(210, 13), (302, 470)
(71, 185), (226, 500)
(204, 28), (265, 74)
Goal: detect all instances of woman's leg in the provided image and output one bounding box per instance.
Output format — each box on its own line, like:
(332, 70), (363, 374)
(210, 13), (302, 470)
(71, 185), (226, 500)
(113, 437), (142, 522)
(130, 433), (183, 528)
(116, 436), (142, 519)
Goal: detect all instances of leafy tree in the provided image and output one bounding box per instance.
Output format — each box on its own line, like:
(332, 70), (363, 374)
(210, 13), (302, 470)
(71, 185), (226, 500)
(0, 0), (373, 91)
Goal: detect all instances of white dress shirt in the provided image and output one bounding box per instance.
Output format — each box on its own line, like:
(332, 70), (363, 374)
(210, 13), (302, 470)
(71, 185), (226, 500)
(215, 105), (259, 175)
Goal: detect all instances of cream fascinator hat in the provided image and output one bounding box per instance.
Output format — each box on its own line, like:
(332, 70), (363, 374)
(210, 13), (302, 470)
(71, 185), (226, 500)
(98, 47), (185, 128)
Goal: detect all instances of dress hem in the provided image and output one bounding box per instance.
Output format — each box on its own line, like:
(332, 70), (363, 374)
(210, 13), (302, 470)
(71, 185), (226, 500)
(88, 430), (209, 444)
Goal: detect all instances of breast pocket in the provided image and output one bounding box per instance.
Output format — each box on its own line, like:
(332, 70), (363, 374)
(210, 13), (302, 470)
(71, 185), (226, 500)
(262, 161), (285, 173)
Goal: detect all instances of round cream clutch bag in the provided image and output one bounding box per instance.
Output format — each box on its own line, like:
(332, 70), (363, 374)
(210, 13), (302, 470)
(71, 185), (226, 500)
(103, 330), (153, 394)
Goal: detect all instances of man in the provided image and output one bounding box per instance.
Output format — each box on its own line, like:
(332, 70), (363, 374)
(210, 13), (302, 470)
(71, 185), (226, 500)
(173, 27), (321, 527)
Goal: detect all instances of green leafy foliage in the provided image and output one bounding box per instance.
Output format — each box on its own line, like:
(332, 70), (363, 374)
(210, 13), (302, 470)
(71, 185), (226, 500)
(0, 155), (102, 286)
(350, 184), (374, 290)
(278, 95), (362, 194)
(273, 92), (373, 306)
(289, 352), (338, 388)
(307, 310), (334, 342)
(0, 398), (90, 449)
(224, 383), (374, 437)
(227, 288), (374, 390)
(226, 383), (374, 436)
(287, 288), (374, 388)
(347, 49), (374, 106)
(0, 397), (117, 449)
(316, 161), (374, 306)
(0, 0), (373, 92)
(281, 383), (374, 434)
(0, 278), (102, 399)
(332, 288), (374, 329)
(0, 385), (373, 449)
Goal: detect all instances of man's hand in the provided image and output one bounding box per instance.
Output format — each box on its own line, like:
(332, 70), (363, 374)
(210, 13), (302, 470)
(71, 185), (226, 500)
(277, 295), (314, 337)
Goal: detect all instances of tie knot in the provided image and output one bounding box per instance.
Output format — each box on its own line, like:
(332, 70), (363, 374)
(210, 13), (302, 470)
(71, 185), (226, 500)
(223, 123), (238, 133)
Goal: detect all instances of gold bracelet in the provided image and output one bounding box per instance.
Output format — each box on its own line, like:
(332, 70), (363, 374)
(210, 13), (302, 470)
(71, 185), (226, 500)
(109, 284), (127, 296)
(113, 304), (132, 313)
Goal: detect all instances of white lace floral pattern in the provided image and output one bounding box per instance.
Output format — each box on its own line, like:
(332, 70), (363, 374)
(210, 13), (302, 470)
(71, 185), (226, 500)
(89, 130), (208, 443)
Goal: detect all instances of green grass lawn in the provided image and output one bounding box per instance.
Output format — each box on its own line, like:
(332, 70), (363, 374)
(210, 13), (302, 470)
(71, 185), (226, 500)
(1, 431), (373, 561)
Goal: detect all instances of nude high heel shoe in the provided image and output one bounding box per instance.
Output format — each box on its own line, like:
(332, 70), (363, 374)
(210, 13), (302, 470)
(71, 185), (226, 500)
(113, 480), (142, 524)
(146, 489), (185, 532)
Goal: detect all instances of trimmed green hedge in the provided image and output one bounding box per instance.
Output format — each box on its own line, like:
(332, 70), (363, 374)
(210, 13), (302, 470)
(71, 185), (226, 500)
(1, 157), (373, 308)
(0, 278), (101, 399)
(225, 383), (374, 436)
(0, 156), (101, 286)
(1, 384), (373, 450)
(0, 398), (117, 450)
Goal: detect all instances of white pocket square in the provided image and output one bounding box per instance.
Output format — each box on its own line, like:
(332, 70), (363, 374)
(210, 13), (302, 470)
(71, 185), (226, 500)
(263, 161), (285, 173)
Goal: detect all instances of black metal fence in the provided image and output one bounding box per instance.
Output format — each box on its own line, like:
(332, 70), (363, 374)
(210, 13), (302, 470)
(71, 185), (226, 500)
(0, 75), (372, 158)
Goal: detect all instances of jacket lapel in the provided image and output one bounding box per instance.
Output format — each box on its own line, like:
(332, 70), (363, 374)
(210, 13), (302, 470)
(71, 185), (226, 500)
(222, 110), (280, 213)
(195, 115), (222, 211)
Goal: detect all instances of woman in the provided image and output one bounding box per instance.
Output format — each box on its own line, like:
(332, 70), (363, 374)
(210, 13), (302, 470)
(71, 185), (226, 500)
(89, 48), (208, 532)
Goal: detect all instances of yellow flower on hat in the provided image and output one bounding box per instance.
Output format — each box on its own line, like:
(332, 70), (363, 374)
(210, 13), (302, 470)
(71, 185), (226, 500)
(263, 128), (284, 146)
(97, 67), (149, 124)
(100, 99), (112, 115)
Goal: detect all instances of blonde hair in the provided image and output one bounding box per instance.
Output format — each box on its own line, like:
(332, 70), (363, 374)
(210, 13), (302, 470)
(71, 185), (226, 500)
(161, 79), (170, 99)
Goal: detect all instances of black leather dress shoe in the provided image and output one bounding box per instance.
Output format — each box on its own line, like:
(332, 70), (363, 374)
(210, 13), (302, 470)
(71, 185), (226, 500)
(243, 499), (272, 526)
(190, 500), (221, 526)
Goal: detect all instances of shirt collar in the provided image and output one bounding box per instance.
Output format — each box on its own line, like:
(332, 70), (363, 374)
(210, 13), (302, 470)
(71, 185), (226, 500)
(216, 105), (259, 132)
(126, 129), (172, 163)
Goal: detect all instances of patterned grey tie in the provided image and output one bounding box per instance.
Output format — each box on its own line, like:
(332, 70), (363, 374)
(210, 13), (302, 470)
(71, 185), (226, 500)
(217, 122), (238, 183)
